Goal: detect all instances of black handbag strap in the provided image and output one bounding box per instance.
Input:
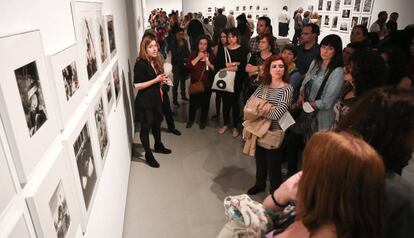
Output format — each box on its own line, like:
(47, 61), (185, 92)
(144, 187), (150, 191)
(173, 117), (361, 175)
(314, 68), (331, 101)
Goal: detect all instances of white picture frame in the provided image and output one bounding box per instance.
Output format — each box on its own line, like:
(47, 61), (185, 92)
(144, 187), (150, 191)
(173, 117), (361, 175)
(106, 15), (117, 58)
(360, 16), (371, 28)
(325, 0), (332, 12)
(98, 14), (109, 70)
(122, 70), (134, 145)
(339, 20), (351, 33)
(362, 0), (374, 14)
(331, 14), (340, 31)
(343, 0), (353, 6)
(318, 0), (324, 11)
(351, 16), (359, 28)
(103, 71), (115, 115)
(0, 197), (37, 238)
(24, 145), (82, 238)
(323, 15), (331, 28)
(353, 0), (362, 12)
(112, 60), (121, 106)
(61, 111), (101, 230)
(0, 30), (59, 185)
(342, 9), (351, 19)
(48, 43), (88, 130)
(71, 1), (101, 86)
(333, 0), (341, 13)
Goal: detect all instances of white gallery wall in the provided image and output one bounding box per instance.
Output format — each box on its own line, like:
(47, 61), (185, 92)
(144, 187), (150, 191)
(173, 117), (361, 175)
(0, 0), (139, 237)
(182, 0), (414, 46)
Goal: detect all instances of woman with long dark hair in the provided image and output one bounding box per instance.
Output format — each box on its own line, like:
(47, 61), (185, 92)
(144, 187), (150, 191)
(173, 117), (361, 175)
(186, 35), (216, 129)
(212, 29), (228, 121)
(246, 55), (293, 195)
(133, 34), (172, 168)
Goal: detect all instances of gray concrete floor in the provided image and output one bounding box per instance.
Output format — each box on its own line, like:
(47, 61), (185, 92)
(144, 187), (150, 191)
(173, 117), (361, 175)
(122, 95), (268, 237)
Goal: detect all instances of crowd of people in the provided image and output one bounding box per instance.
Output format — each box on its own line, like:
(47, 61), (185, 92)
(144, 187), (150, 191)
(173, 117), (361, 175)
(136, 7), (414, 238)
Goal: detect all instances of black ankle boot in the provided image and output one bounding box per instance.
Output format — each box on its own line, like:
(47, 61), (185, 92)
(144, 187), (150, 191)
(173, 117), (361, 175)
(247, 184), (266, 195)
(154, 143), (172, 154)
(145, 153), (160, 168)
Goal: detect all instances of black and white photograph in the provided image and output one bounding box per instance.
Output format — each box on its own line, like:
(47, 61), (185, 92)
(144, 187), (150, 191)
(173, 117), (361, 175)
(122, 71), (134, 144)
(99, 17), (108, 64)
(334, 0), (341, 12)
(15, 61), (48, 137)
(207, 7), (212, 13)
(94, 98), (109, 159)
(235, 6), (239, 12)
(49, 180), (71, 238)
(83, 18), (97, 80)
(351, 16), (359, 28)
(342, 9), (351, 18)
(362, 0), (373, 13)
(249, 5), (253, 11)
(262, 6), (269, 11)
(324, 15), (331, 27)
(339, 21), (350, 33)
(361, 16), (370, 27)
(331, 15), (339, 30)
(318, 0), (324, 11)
(353, 0), (362, 12)
(343, 0), (352, 6)
(326, 1), (332, 11)
(106, 79), (113, 104)
(62, 61), (79, 101)
(256, 5), (260, 11)
(106, 15), (116, 55)
(73, 124), (97, 210)
(112, 63), (120, 102)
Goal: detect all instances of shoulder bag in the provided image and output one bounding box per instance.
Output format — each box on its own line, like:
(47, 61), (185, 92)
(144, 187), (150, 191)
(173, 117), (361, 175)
(211, 47), (236, 93)
(188, 64), (205, 95)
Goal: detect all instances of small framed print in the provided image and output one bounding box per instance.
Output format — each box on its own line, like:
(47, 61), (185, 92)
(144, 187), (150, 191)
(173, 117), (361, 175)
(318, 0), (324, 11)
(325, 0), (332, 12)
(24, 145), (82, 238)
(353, 0), (362, 12)
(343, 0), (353, 6)
(112, 60), (121, 105)
(106, 15), (117, 58)
(342, 9), (351, 19)
(339, 20), (351, 33)
(362, 0), (374, 14)
(333, 0), (341, 12)
(351, 16), (359, 28)
(323, 15), (331, 28)
(331, 14), (340, 31)
(0, 30), (59, 185)
(103, 70), (115, 114)
(49, 43), (88, 129)
(0, 197), (37, 238)
(360, 16), (371, 28)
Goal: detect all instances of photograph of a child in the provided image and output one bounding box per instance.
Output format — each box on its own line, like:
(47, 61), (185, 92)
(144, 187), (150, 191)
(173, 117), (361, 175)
(62, 61), (79, 101)
(49, 180), (71, 238)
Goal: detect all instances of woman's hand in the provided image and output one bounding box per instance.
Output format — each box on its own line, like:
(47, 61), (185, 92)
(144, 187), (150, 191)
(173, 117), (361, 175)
(197, 51), (206, 60)
(294, 94), (304, 108)
(225, 62), (240, 68)
(155, 74), (167, 83)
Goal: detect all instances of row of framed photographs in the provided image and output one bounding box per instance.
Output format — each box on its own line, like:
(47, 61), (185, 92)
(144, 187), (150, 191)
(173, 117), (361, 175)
(321, 13), (370, 33)
(317, 0), (374, 14)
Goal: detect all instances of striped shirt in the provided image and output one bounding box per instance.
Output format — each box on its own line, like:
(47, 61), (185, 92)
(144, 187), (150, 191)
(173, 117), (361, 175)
(252, 84), (293, 129)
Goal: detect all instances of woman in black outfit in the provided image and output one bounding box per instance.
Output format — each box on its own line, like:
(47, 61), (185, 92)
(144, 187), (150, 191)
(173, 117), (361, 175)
(216, 28), (248, 138)
(134, 34), (172, 168)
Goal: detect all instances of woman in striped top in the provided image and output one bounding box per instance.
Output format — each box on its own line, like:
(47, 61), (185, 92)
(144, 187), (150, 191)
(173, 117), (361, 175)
(247, 55), (293, 195)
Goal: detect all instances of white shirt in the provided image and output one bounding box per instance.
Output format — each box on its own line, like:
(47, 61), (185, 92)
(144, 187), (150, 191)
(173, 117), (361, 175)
(278, 10), (290, 24)
(227, 14), (236, 28)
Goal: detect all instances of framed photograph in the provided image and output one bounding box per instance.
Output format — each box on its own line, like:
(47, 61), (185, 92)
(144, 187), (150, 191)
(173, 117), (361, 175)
(342, 9), (351, 19)
(0, 121), (17, 215)
(242, 6), (246, 11)
(24, 145), (81, 238)
(127, 59), (135, 115)
(308, 5), (314, 13)
(122, 70), (134, 145)
(98, 15), (109, 69)
(323, 15), (331, 28)
(256, 5), (260, 11)
(351, 16), (359, 28)
(207, 7), (212, 13)
(318, 0), (324, 11)
(106, 15), (117, 57)
(325, 1), (332, 11)
(112, 61), (121, 105)
(353, 0), (362, 12)
(90, 91), (110, 163)
(262, 6), (269, 12)
(343, 0), (353, 6)
(331, 14), (340, 31)
(71, 1), (100, 85)
(62, 112), (101, 229)
(360, 16), (370, 28)
(49, 43), (88, 129)
(333, 0), (341, 12)
(362, 0), (374, 14)
(0, 30), (59, 185)
(249, 5), (253, 11)
(235, 6), (239, 12)
(103, 71), (115, 114)
(339, 20), (350, 33)
(0, 197), (37, 237)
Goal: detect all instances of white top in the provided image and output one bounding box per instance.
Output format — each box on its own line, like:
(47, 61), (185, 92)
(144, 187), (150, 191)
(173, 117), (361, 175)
(370, 22), (381, 32)
(278, 10), (290, 24)
(227, 14), (236, 28)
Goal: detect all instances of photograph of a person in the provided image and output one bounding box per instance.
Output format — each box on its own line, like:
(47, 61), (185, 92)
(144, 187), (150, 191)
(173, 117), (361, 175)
(256, 5), (260, 11)
(361, 16), (370, 27)
(242, 6), (246, 11)
(14, 61), (48, 137)
(318, 0), (324, 11)
(351, 16), (359, 28)
(112, 63), (120, 101)
(354, 0), (362, 12)
(340, 21), (349, 32)
(49, 180), (71, 238)
(83, 18), (97, 80)
(235, 6), (239, 11)
(73, 124), (97, 210)
(342, 9), (351, 18)
(362, 0), (373, 13)
(332, 15), (339, 29)
(334, 0), (341, 11)
(326, 1), (332, 11)
(324, 15), (331, 26)
(249, 5), (253, 10)
(343, 0), (352, 5)
(106, 15), (116, 54)
(94, 98), (109, 159)
(106, 80), (113, 110)
(99, 17), (108, 64)
(62, 61), (79, 101)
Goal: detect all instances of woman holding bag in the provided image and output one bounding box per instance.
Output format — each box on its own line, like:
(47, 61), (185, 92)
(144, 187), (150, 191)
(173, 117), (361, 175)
(186, 35), (215, 129)
(247, 55), (293, 195)
(215, 28), (248, 137)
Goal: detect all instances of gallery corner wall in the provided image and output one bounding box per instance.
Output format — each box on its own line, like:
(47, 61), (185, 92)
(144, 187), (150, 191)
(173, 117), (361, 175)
(0, 0), (140, 237)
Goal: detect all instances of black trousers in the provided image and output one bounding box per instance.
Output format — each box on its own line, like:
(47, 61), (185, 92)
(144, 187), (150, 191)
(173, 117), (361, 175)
(292, 28), (302, 46)
(214, 91), (223, 116)
(162, 87), (176, 130)
(222, 90), (241, 127)
(137, 107), (163, 154)
(172, 70), (187, 101)
(278, 23), (289, 36)
(284, 130), (305, 177)
(188, 90), (212, 123)
(254, 145), (283, 193)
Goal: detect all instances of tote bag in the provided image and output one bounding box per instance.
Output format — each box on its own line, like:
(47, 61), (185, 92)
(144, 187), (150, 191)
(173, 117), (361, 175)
(212, 47), (236, 93)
